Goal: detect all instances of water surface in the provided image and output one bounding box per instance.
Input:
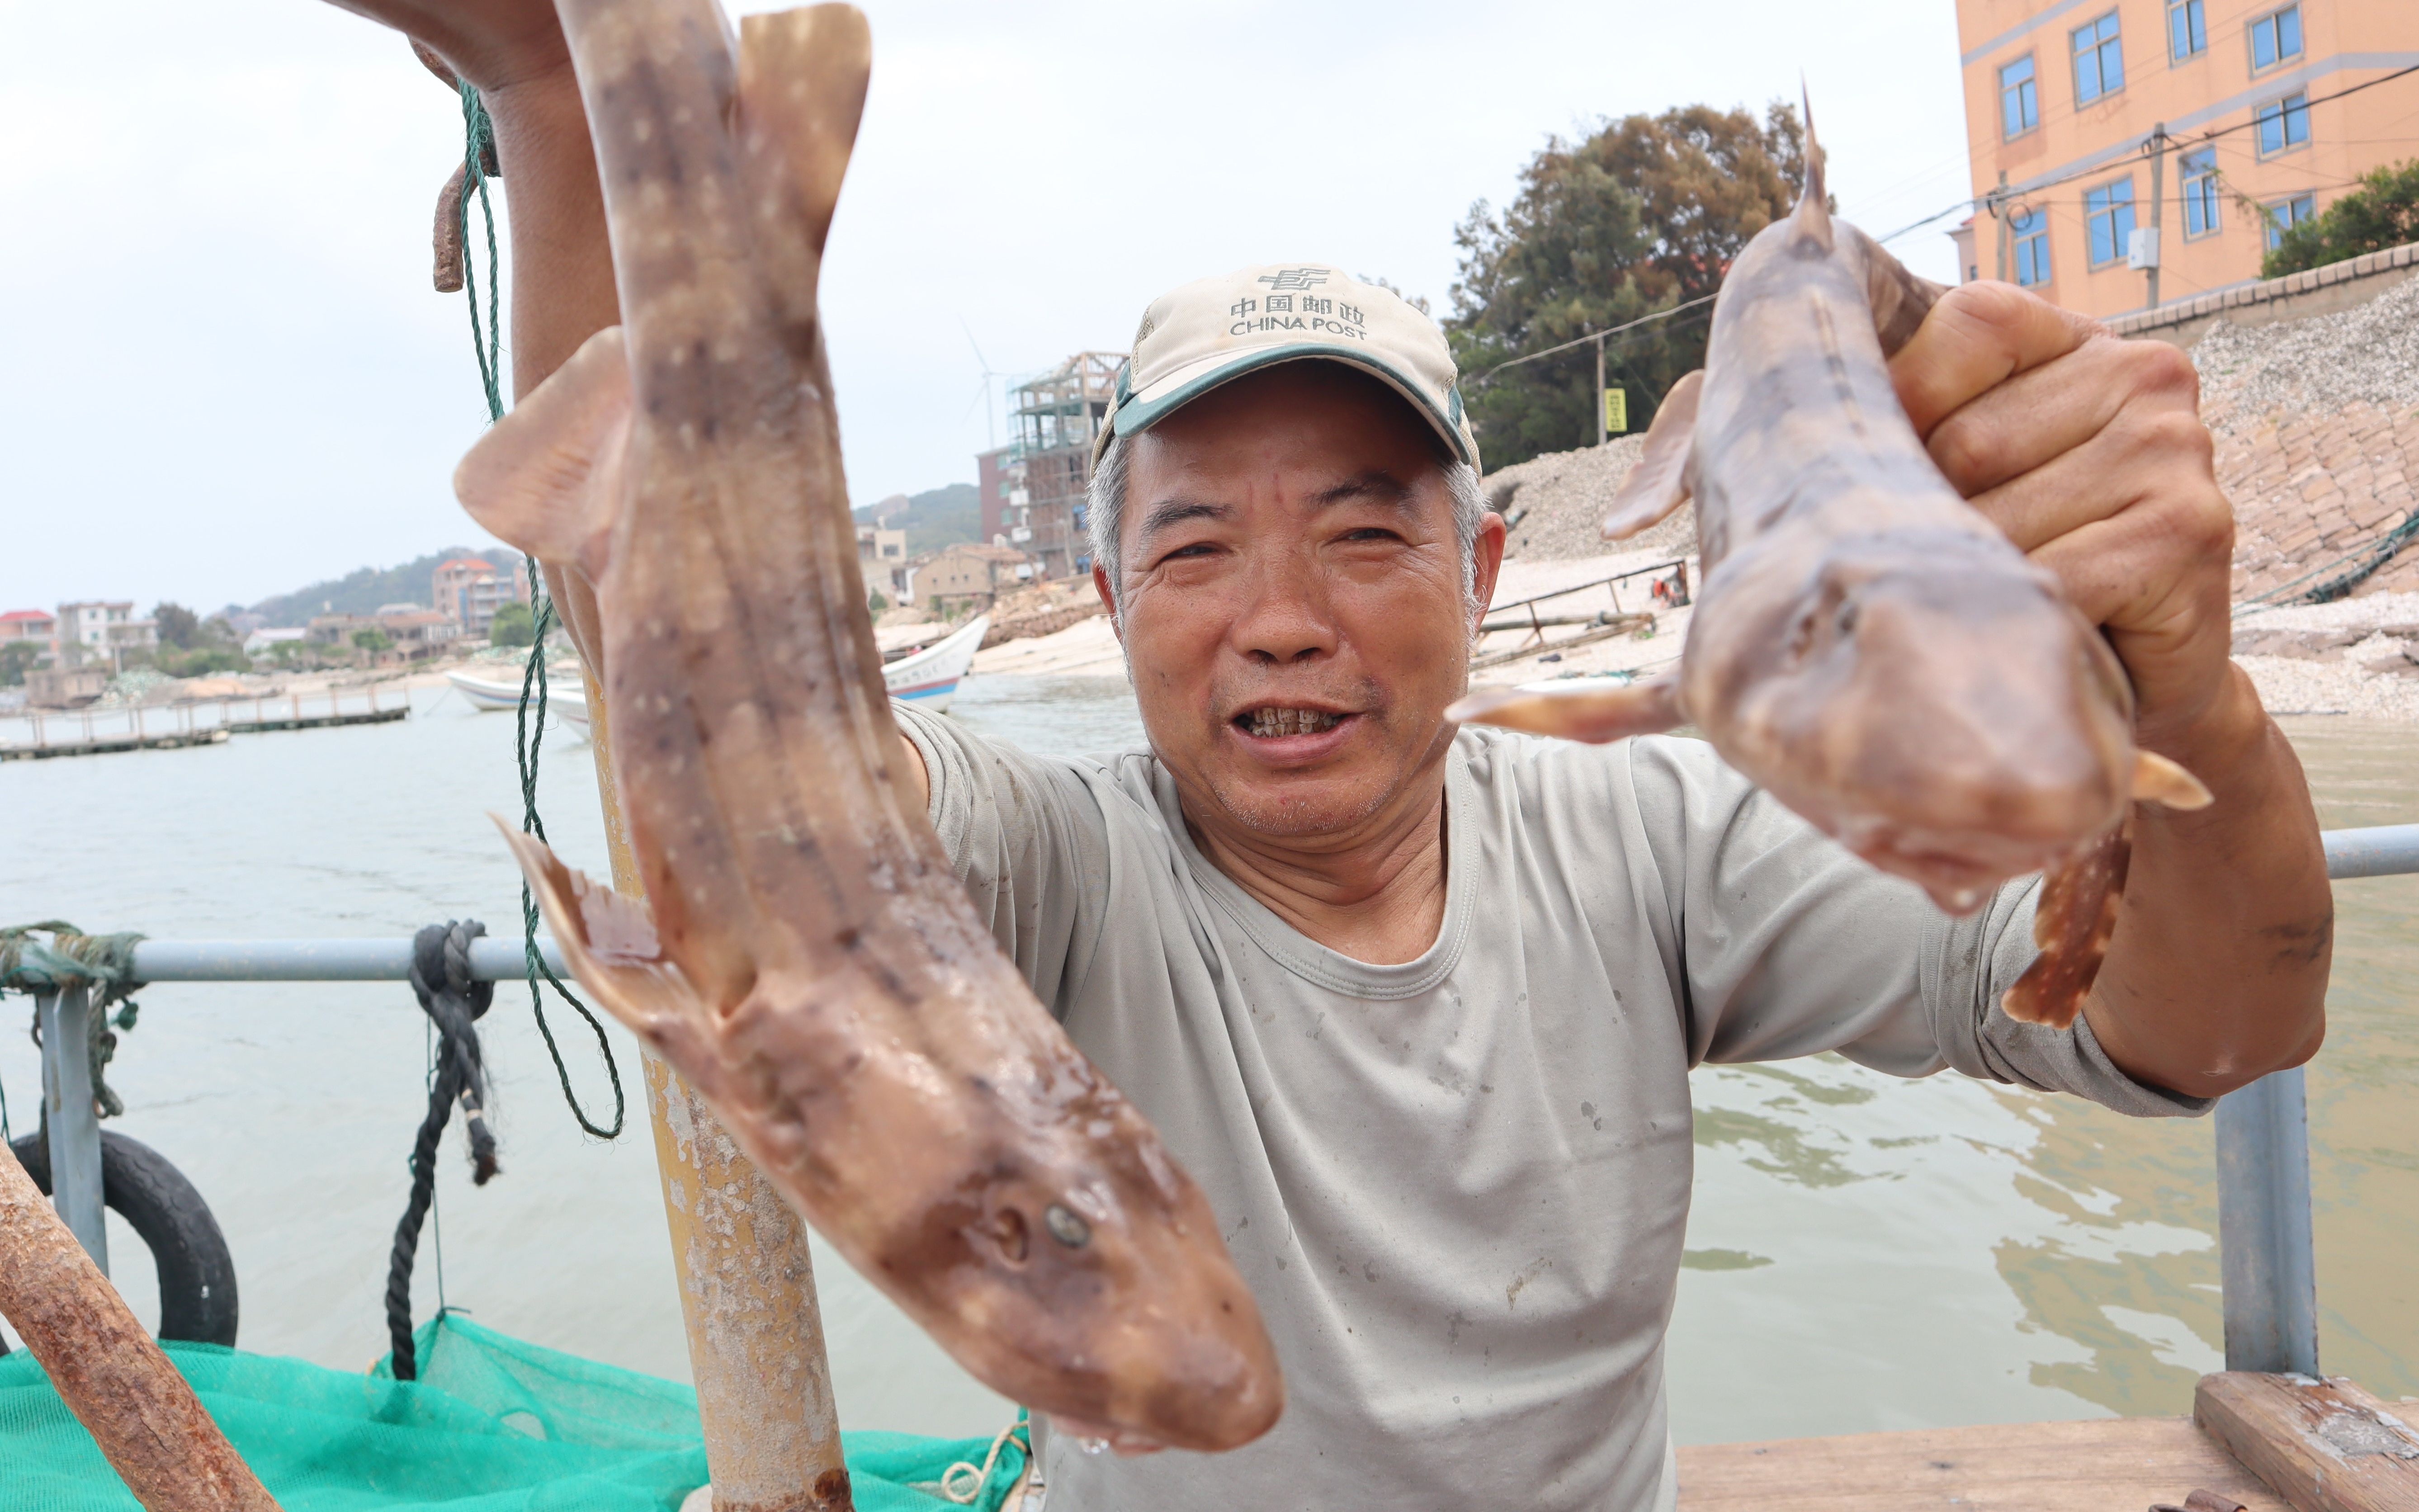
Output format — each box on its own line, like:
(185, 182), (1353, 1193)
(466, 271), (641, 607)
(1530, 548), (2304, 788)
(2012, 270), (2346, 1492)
(0, 681), (2409, 1445)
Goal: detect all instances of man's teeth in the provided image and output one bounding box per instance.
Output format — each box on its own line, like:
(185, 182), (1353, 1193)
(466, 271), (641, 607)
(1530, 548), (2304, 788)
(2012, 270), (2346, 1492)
(1245, 708), (1342, 738)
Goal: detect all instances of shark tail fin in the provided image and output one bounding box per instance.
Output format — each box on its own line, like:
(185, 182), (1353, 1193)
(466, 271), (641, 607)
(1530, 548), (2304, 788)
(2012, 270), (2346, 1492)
(737, 5), (873, 262)
(1447, 673), (1685, 744)
(1602, 369), (1703, 539)
(1788, 81), (1834, 255)
(489, 816), (732, 1106)
(2001, 818), (2132, 1029)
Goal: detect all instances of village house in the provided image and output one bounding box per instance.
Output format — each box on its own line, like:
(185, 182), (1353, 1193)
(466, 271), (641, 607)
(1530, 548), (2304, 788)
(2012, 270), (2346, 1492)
(54, 600), (156, 666)
(430, 556), (530, 640)
(914, 542), (1033, 618)
(857, 522), (910, 604)
(374, 605), (461, 661)
(0, 609), (57, 652)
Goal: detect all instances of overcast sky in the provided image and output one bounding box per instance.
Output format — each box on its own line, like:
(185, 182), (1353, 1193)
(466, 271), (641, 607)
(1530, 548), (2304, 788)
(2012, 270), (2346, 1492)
(0, 0), (1973, 615)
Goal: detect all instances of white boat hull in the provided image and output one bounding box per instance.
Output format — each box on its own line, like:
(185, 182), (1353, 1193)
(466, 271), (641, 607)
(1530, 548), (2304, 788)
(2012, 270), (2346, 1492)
(881, 614), (987, 714)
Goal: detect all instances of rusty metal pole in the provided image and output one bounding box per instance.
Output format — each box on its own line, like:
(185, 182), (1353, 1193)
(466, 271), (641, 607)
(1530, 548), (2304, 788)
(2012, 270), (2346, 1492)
(576, 666), (853, 1512)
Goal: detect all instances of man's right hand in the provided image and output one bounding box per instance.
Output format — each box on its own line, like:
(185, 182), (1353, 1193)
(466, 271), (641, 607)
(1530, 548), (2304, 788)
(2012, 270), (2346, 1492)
(319, 0), (572, 94)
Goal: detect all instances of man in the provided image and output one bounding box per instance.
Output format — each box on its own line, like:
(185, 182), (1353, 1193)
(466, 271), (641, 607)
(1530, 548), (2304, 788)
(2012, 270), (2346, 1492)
(339, 5), (2331, 1508)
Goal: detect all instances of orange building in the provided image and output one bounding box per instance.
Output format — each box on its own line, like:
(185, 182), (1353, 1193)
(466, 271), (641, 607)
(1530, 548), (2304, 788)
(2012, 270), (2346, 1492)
(1952, 0), (2419, 318)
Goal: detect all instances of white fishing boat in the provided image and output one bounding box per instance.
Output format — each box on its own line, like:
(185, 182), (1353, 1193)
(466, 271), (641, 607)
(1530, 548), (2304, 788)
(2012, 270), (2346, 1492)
(444, 665), (587, 716)
(881, 614), (987, 713)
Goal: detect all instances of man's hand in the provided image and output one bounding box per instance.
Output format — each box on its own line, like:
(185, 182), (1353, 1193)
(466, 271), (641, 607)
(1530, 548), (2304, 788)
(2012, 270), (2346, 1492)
(320, 0), (572, 95)
(1886, 281), (2329, 1097)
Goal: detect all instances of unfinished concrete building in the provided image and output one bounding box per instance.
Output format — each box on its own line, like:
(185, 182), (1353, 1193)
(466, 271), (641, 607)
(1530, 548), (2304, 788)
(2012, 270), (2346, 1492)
(992, 351), (1124, 581)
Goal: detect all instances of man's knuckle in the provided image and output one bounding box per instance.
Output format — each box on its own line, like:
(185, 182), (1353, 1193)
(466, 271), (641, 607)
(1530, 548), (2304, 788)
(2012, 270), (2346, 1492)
(1928, 416), (2003, 484)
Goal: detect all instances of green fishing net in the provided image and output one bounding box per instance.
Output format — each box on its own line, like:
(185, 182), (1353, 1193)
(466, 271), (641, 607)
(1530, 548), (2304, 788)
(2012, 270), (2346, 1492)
(0, 1314), (1027, 1512)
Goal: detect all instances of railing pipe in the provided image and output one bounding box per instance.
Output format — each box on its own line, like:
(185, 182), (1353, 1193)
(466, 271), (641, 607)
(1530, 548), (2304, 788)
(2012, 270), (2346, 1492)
(2217, 1068), (2320, 1374)
(127, 936), (567, 983)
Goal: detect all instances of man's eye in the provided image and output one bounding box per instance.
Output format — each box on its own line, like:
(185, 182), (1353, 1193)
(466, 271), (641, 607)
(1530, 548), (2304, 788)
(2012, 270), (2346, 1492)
(1339, 527), (1403, 543)
(1158, 542), (1216, 564)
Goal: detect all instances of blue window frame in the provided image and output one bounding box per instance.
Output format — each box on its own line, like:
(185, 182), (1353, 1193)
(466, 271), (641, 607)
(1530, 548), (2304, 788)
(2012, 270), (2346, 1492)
(2265, 193), (2317, 249)
(1074, 555), (1092, 574)
(2168, 0), (2206, 61)
(2257, 92), (2310, 156)
(1999, 55), (2039, 137)
(2250, 5), (2303, 72)
(2072, 11), (2125, 103)
(2181, 148), (2221, 237)
(2012, 207), (2052, 287)
(1071, 504), (1087, 531)
(2085, 179), (2136, 267)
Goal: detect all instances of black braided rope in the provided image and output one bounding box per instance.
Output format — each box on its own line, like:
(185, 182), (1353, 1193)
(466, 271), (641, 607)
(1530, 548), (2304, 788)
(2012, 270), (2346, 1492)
(385, 920), (497, 1381)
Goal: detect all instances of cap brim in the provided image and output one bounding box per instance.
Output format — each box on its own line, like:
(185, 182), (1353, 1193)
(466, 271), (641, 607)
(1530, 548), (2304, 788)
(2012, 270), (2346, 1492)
(1097, 343), (1474, 471)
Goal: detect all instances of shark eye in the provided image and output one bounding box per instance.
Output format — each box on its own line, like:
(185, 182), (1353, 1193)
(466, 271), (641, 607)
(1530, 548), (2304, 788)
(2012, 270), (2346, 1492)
(1044, 1203), (1092, 1249)
(1835, 598), (1859, 637)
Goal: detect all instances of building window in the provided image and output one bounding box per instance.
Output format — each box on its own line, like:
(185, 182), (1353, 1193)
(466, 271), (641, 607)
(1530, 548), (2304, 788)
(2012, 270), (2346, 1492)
(2249, 4), (2303, 72)
(1074, 555), (1092, 574)
(2168, 0), (2206, 61)
(2072, 11), (2125, 104)
(1071, 504), (1088, 531)
(2012, 207), (2052, 287)
(2265, 193), (2317, 249)
(1999, 55), (2039, 137)
(2085, 178), (2137, 267)
(2256, 92), (2310, 156)
(2181, 148), (2222, 237)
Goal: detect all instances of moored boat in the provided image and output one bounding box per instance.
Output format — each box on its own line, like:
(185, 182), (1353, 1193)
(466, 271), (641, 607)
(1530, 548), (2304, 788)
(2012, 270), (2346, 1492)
(444, 665), (586, 714)
(882, 614), (988, 713)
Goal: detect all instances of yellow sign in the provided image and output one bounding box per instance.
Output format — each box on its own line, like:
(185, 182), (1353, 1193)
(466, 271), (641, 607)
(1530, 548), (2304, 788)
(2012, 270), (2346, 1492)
(1603, 387), (1628, 435)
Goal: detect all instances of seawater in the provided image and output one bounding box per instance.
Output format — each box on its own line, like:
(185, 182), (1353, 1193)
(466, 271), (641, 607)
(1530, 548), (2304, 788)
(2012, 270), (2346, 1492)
(0, 680), (2410, 1444)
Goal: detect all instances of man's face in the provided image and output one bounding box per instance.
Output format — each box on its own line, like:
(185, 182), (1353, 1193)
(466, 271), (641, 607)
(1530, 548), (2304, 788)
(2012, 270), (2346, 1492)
(1100, 364), (1504, 844)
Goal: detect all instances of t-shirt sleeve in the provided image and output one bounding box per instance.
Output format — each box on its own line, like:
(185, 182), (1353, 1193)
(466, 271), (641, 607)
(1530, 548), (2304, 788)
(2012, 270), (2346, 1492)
(1621, 734), (2211, 1119)
(893, 704), (1115, 1017)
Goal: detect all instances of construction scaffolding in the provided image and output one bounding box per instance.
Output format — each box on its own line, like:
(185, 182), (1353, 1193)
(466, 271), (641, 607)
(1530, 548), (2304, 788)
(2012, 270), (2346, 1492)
(995, 351), (1124, 581)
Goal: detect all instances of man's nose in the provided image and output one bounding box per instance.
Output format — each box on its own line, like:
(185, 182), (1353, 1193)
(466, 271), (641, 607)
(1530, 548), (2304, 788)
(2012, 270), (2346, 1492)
(1229, 546), (1337, 666)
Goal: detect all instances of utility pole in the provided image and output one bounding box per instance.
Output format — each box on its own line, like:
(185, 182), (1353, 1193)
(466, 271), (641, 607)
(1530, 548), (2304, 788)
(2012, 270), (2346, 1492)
(1593, 332), (1607, 448)
(2145, 123), (2168, 310)
(1994, 170), (2010, 283)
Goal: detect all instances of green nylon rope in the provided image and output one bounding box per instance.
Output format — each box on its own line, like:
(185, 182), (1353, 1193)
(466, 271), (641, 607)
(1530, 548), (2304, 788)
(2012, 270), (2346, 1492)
(455, 82), (625, 1141)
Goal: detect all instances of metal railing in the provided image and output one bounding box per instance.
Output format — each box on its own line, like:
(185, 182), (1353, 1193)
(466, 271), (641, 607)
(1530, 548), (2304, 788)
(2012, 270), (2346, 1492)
(21, 827), (2419, 1369)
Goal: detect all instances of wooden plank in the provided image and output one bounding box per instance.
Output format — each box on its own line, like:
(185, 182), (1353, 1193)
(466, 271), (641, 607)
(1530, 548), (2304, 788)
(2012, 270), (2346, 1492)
(1677, 1415), (2287, 1512)
(2195, 1374), (2419, 1512)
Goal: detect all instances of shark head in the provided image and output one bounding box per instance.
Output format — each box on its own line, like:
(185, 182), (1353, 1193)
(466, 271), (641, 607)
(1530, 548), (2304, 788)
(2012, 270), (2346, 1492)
(1695, 521), (2137, 910)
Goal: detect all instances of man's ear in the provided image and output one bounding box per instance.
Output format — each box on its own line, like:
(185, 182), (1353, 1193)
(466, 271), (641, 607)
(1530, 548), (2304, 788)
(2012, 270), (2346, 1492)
(1092, 563), (1122, 640)
(1468, 508), (1508, 637)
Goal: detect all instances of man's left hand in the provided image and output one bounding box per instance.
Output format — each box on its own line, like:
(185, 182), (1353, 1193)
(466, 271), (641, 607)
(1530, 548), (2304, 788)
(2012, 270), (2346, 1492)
(1888, 280), (2235, 754)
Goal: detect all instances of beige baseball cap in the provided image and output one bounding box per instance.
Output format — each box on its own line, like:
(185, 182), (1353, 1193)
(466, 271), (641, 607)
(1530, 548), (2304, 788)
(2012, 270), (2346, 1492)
(1094, 261), (1480, 471)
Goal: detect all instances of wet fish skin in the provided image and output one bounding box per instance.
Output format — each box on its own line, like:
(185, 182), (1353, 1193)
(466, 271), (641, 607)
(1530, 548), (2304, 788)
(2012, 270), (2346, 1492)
(457, 0), (1280, 1452)
(1450, 120), (2207, 1028)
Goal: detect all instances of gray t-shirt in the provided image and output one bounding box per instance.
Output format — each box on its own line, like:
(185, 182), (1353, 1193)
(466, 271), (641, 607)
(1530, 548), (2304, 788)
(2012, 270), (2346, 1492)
(897, 706), (2207, 1512)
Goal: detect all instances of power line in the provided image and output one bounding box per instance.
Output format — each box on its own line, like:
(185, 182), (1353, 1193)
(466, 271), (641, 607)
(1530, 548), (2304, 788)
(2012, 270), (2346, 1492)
(1462, 293), (1718, 386)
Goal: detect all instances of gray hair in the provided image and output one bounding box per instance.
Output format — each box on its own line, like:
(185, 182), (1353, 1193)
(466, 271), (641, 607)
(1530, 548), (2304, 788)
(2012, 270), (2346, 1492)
(1087, 430), (1488, 615)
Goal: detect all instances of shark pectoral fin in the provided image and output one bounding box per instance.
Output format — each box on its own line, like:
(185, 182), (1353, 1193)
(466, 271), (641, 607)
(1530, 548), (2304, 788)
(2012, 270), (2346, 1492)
(454, 327), (632, 587)
(1446, 674), (1684, 744)
(487, 815), (727, 1099)
(2000, 818), (2133, 1030)
(2133, 750), (2214, 810)
(1602, 369), (1704, 540)
(737, 5), (872, 259)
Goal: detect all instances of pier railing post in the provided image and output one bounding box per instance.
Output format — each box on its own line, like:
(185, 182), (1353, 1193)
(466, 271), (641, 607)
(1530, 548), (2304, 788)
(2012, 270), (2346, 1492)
(576, 664), (852, 1510)
(2215, 1066), (2319, 1374)
(37, 986), (109, 1273)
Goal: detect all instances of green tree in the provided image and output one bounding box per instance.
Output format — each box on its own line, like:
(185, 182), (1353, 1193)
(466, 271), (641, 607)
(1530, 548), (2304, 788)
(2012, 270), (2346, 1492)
(351, 627), (394, 653)
(152, 601), (200, 649)
(489, 601), (537, 647)
(2263, 159), (2419, 277)
(0, 641), (42, 686)
(158, 645), (247, 677)
(1448, 102), (1809, 469)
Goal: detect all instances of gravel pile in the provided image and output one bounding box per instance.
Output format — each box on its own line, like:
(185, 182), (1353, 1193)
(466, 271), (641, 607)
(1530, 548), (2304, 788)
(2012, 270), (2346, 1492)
(2191, 271), (2419, 434)
(1484, 435), (1698, 562)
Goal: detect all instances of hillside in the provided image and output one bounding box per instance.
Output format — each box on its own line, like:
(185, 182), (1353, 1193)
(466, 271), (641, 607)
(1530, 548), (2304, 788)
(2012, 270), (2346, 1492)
(247, 544), (515, 627)
(856, 482), (981, 557)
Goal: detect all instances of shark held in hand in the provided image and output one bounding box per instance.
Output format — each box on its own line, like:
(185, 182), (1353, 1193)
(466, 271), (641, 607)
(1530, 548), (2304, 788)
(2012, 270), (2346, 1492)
(455, 0), (1280, 1452)
(1448, 120), (2211, 1030)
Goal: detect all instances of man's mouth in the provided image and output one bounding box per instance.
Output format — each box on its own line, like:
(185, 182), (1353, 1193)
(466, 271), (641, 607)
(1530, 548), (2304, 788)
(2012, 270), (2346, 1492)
(1236, 706), (1346, 740)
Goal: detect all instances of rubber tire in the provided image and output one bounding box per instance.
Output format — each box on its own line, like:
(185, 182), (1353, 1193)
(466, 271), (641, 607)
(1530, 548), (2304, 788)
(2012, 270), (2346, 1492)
(5, 1129), (239, 1351)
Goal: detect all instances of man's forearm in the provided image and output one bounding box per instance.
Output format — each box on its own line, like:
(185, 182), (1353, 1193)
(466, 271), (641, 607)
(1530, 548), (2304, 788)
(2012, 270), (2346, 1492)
(487, 68), (618, 399)
(2084, 666), (2330, 1098)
